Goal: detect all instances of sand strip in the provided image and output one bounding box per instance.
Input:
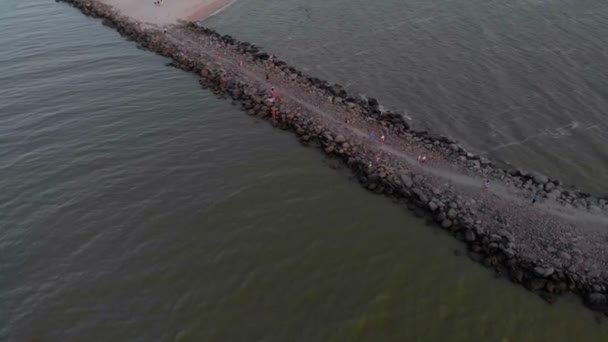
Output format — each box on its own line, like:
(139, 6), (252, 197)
(99, 0), (234, 25)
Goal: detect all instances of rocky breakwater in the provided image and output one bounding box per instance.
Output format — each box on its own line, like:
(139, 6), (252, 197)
(57, 0), (608, 317)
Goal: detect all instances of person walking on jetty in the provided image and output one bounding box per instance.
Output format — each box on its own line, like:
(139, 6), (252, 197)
(270, 87), (278, 100)
(271, 107), (278, 122)
(417, 154), (427, 164)
(532, 193), (540, 205)
(482, 179), (490, 191)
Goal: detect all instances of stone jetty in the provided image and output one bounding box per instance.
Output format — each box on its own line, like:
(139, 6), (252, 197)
(57, 0), (608, 316)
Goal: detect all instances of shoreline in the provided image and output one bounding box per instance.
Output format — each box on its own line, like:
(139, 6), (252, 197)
(57, 0), (608, 316)
(96, 0), (234, 25)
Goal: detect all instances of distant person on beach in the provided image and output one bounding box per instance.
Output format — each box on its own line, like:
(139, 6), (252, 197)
(270, 87), (278, 99)
(380, 134), (386, 144)
(532, 193), (540, 205)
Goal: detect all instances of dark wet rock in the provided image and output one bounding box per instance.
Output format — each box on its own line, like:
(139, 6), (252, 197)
(585, 293), (608, 310)
(441, 219), (453, 229)
(254, 52), (270, 60)
(525, 278), (548, 291)
(414, 207), (426, 218)
(468, 252), (484, 263)
(510, 269), (524, 283)
(540, 293), (557, 304)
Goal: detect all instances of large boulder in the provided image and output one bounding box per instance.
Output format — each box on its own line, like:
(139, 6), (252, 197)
(464, 230), (476, 242)
(400, 175), (413, 188)
(441, 219), (453, 229)
(533, 266), (555, 278)
(447, 208), (458, 219)
(530, 171), (549, 184)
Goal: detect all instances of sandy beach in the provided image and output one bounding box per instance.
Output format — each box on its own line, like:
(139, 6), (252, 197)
(99, 0), (234, 25)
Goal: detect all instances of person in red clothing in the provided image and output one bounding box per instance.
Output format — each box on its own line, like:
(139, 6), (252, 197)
(271, 107), (278, 121)
(417, 154), (427, 164)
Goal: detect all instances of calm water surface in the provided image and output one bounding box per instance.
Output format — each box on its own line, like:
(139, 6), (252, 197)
(2, 0), (608, 341)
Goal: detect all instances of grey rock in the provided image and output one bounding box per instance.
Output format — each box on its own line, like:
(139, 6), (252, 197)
(525, 278), (547, 291)
(470, 160), (481, 169)
(585, 293), (607, 309)
(530, 172), (549, 184)
(441, 219), (453, 229)
(546, 191), (559, 201)
(412, 188), (428, 203)
(465, 230), (476, 242)
(400, 175), (413, 188)
(322, 132), (334, 141)
(428, 201), (438, 211)
(497, 229), (514, 242)
(489, 234), (502, 243)
(534, 266), (555, 278)
(502, 248), (516, 259)
(447, 208), (458, 219)
(436, 212), (447, 222)
(558, 251), (572, 261)
(467, 252), (484, 262)
(334, 134), (346, 144)
(544, 182), (555, 192)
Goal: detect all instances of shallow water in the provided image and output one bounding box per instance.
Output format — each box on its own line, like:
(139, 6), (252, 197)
(2, 0), (608, 341)
(206, 0), (608, 194)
